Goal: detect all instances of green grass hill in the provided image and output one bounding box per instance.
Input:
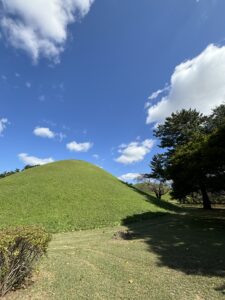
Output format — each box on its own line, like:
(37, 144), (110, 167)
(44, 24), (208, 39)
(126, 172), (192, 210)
(0, 160), (168, 232)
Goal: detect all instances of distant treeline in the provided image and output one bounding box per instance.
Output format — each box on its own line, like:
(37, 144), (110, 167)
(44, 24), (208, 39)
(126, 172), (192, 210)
(0, 165), (40, 179)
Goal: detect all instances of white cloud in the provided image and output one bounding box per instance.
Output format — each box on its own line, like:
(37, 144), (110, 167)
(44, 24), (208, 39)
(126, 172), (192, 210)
(0, 118), (9, 136)
(95, 164), (103, 169)
(93, 154), (99, 159)
(0, 0), (94, 63)
(115, 139), (155, 165)
(57, 132), (66, 142)
(18, 153), (54, 165)
(66, 140), (93, 152)
(33, 127), (55, 138)
(148, 86), (169, 101)
(26, 81), (31, 88)
(118, 173), (141, 182)
(33, 126), (66, 141)
(1, 75), (7, 80)
(146, 44), (225, 124)
(38, 95), (46, 102)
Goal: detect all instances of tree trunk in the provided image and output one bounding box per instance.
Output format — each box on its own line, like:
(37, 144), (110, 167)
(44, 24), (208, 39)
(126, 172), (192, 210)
(199, 183), (212, 209)
(154, 191), (160, 199)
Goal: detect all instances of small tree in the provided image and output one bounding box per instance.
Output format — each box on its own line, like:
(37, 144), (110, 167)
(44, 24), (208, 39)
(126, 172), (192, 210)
(140, 154), (170, 199)
(136, 178), (170, 200)
(149, 181), (170, 200)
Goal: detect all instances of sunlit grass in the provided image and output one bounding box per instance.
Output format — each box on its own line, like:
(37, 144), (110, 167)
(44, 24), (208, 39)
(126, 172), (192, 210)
(7, 209), (225, 300)
(0, 160), (168, 232)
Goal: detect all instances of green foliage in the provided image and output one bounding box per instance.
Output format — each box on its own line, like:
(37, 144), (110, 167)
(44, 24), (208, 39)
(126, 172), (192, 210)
(152, 104), (225, 209)
(199, 124), (225, 192)
(23, 165), (40, 171)
(0, 169), (20, 179)
(0, 226), (51, 297)
(207, 103), (225, 131)
(148, 154), (168, 182)
(181, 192), (225, 205)
(0, 165), (40, 180)
(0, 160), (167, 232)
(168, 125), (225, 206)
(154, 109), (207, 149)
(168, 135), (207, 199)
(141, 154), (170, 199)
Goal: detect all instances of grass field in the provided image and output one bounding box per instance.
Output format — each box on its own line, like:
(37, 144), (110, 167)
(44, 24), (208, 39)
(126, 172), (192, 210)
(0, 160), (170, 232)
(1, 159), (224, 299)
(5, 209), (225, 300)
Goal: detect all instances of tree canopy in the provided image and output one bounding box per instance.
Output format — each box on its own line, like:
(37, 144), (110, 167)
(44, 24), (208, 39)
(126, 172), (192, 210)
(148, 104), (225, 209)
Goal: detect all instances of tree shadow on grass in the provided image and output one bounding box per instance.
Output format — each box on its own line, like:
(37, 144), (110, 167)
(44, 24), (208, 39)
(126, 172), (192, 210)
(122, 211), (225, 279)
(215, 284), (225, 295)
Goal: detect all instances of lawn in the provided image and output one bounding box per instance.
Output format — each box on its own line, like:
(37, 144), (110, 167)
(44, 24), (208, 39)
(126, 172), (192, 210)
(6, 208), (225, 300)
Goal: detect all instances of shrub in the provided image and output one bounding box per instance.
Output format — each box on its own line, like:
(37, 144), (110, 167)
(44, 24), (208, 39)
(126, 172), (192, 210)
(0, 226), (51, 297)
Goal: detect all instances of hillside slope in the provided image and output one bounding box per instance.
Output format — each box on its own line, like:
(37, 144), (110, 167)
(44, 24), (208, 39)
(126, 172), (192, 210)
(0, 160), (167, 232)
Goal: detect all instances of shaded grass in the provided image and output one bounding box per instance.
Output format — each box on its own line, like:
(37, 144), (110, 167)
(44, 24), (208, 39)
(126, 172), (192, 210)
(5, 208), (225, 300)
(124, 209), (225, 277)
(0, 160), (169, 233)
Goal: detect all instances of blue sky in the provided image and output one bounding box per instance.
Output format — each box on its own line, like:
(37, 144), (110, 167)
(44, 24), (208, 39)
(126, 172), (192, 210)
(1, 0), (225, 180)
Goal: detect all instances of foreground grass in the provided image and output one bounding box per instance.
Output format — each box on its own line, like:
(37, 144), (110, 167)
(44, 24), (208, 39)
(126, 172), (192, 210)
(6, 209), (225, 300)
(0, 160), (169, 232)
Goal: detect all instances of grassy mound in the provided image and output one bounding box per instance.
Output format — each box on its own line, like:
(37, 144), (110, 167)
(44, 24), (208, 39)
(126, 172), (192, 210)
(0, 160), (168, 232)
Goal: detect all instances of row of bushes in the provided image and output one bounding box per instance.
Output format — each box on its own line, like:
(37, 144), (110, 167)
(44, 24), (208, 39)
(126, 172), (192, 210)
(0, 226), (51, 297)
(178, 192), (225, 205)
(0, 165), (39, 180)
